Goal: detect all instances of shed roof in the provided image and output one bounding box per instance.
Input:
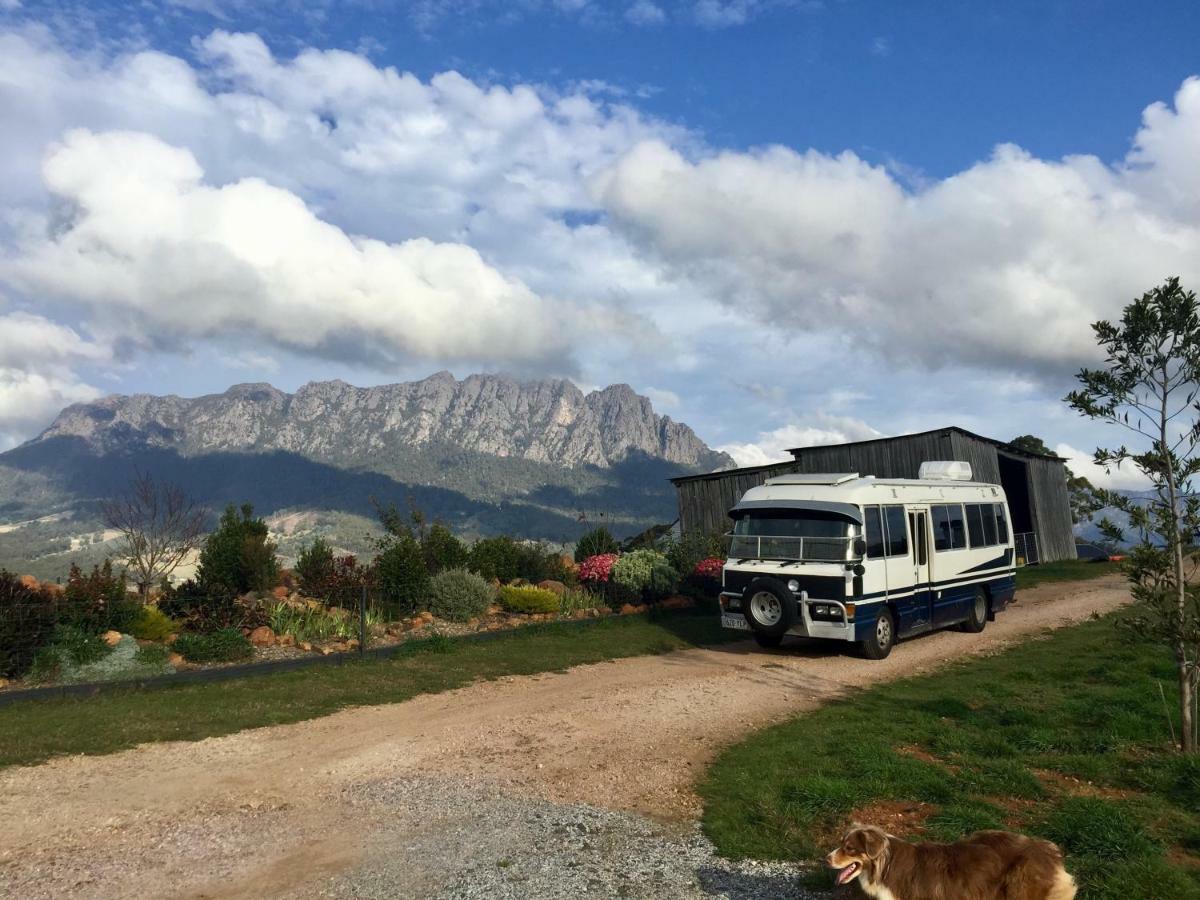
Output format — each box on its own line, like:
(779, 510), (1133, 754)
(670, 425), (1066, 486)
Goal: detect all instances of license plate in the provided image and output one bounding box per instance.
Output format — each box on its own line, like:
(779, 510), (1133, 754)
(722, 614), (750, 631)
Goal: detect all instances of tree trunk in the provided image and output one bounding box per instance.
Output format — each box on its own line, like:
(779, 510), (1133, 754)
(1161, 368), (1192, 752)
(1181, 658), (1196, 753)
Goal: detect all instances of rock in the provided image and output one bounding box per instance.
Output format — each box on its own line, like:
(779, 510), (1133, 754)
(101, 630), (122, 647)
(41, 580), (64, 596)
(486, 604), (503, 616)
(409, 620), (427, 632)
(272, 585), (289, 600)
(419, 611), (435, 623)
(18, 574), (40, 590)
(0, 677), (9, 689)
(619, 604), (638, 616)
(299, 641), (313, 651)
(167, 653), (184, 667)
(248, 626), (276, 647)
(572, 609), (587, 620)
(320, 646), (334, 656)
(277, 633), (295, 647)
(634, 604), (649, 614)
(536, 580), (567, 597)
(165, 633), (178, 645)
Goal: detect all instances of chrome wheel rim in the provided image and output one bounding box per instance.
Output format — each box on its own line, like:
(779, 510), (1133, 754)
(876, 615), (892, 646)
(750, 591), (783, 627)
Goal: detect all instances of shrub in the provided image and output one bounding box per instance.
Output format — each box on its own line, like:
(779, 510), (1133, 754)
(578, 553), (618, 585)
(0, 570), (57, 678)
(559, 587), (599, 615)
(499, 585), (561, 615)
(645, 559), (680, 602)
(46, 624), (113, 666)
(268, 601), (356, 643)
(575, 526), (619, 562)
(664, 531), (726, 576)
(374, 532), (430, 616)
(611, 549), (670, 593)
(429, 568), (495, 622)
(295, 537), (335, 596)
(134, 643), (172, 666)
(173, 628), (254, 663)
(157, 581), (248, 632)
(129, 605), (179, 641)
(468, 536), (524, 582)
(196, 504), (279, 598)
(422, 524), (469, 575)
(61, 560), (139, 633)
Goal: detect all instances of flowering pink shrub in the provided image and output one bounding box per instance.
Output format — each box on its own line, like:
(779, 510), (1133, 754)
(578, 553), (618, 584)
(693, 557), (725, 579)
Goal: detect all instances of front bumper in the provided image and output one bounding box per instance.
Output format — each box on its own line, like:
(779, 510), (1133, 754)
(720, 590), (856, 641)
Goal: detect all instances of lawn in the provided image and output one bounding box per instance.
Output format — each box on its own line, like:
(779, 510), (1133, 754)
(1015, 558), (1119, 589)
(699, 611), (1200, 899)
(0, 608), (738, 770)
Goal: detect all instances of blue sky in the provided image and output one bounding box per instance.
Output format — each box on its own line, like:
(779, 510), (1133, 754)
(1, 0), (1199, 487)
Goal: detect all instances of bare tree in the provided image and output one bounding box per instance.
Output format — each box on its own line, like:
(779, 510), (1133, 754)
(102, 471), (207, 598)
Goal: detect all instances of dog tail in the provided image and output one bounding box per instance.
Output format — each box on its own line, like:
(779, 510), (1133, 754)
(1045, 867), (1077, 900)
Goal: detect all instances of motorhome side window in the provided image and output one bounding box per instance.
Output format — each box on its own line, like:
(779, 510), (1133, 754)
(883, 505), (908, 556)
(863, 506), (885, 558)
(965, 503), (1006, 548)
(931, 504), (967, 551)
(994, 503), (1009, 543)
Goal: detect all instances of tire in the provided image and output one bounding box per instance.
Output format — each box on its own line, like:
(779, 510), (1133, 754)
(857, 608), (895, 660)
(961, 588), (988, 633)
(741, 577), (797, 638)
(754, 632), (784, 649)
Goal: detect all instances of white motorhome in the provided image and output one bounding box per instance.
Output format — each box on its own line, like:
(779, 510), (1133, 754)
(719, 461), (1016, 659)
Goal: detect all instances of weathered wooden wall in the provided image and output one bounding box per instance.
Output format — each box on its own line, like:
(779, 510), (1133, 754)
(673, 427), (1077, 562)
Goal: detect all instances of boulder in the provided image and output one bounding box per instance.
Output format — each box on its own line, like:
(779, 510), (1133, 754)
(536, 580), (567, 597)
(346, 638), (360, 650)
(277, 633), (295, 647)
(248, 626), (276, 647)
(418, 611), (435, 623)
(167, 653), (185, 668)
(619, 604), (638, 616)
(18, 574), (40, 590)
(572, 609), (588, 620)
(299, 641), (313, 652)
(165, 633), (178, 645)
(0, 677), (9, 690)
(101, 630), (122, 647)
(272, 585), (289, 600)
(634, 604), (649, 614)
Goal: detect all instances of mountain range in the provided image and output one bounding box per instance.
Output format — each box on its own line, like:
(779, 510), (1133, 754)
(0, 373), (733, 575)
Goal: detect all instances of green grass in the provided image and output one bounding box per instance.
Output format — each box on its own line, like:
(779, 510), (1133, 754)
(1015, 558), (1118, 589)
(699, 613), (1200, 900)
(0, 609), (736, 770)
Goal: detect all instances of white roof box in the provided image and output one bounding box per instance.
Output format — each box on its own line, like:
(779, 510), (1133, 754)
(919, 460), (973, 481)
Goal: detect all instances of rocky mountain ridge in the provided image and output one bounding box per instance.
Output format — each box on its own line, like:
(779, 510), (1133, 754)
(34, 371), (730, 472)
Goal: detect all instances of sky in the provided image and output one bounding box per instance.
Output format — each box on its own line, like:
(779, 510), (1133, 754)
(1, 0), (1198, 491)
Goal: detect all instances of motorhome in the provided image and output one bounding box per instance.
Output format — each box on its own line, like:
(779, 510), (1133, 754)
(719, 461), (1016, 659)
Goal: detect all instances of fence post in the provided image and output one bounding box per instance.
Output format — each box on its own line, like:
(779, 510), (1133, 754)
(359, 584), (367, 654)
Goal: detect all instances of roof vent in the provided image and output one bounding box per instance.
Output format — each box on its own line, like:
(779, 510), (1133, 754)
(919, 461), (972, 481)
(765, 473), (859, 486)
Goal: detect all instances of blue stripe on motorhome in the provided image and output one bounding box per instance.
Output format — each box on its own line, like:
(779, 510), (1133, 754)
(856, 567), (1017, 601)
(852, 572), (1016, 640)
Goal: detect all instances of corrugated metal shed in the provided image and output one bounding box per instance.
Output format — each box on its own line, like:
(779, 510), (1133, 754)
(671, 426), (1076, 563)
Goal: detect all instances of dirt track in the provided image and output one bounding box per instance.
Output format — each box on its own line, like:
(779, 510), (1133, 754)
(0, 575), (1129, 899)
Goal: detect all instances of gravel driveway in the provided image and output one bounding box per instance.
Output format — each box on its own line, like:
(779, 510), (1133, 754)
(0, 575), (1128, 899)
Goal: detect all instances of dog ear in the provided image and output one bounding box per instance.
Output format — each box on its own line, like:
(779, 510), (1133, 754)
(861, 827), (888, 859)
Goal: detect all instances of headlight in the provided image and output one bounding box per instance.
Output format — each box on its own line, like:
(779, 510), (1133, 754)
(787, 579), (800, 592)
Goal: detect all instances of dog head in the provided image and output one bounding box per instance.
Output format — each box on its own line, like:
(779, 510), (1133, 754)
(826, 825), (889, 887)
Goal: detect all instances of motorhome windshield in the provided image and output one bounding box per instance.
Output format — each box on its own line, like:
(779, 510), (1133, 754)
(729, 509), (857, 562)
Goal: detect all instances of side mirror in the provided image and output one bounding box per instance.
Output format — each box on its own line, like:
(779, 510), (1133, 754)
(853, 538), (867, 558)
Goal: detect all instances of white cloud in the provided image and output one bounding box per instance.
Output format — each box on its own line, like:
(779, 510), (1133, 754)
(3, 129), (591, 369)
(595, 78), (1200, 376)
(642, 386), (680, 408)
(693, 0), (754, 27)
(0, 312), (106, 448)
(1055, 442), (1152, 492)
(625, 1), (666, 25)
(718, 415), (881, 466)
(870, 36), (890, 56)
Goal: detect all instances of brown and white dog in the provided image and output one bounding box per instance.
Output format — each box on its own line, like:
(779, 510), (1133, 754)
(826, 825), (1076, 900)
